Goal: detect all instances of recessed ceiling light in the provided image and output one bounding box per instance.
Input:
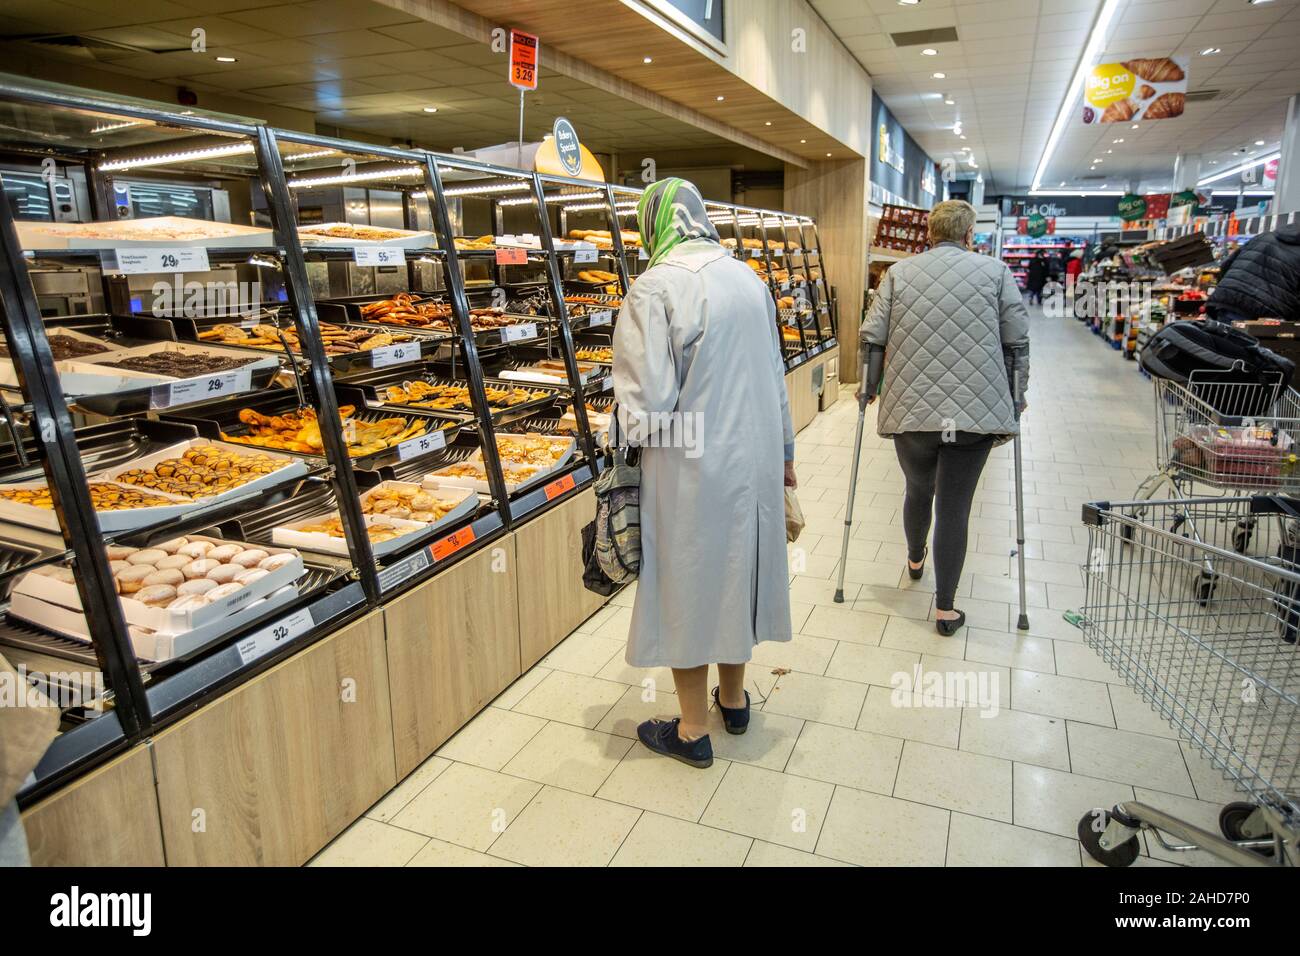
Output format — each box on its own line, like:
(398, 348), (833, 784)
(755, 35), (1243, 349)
(1210, 160), (1218, 165)
(898, 0), (920, 5)
(1106, 149), (1113, 154)
(1059, 182), (1066, 187)
(1113, 138), (1124, 143)
(1255, 139), (1266, 145)
(800, 138), (807, 144)
(716, 95), (725, 101)
(1131, 124), (1140, 129)
(826, 152), (832, 157)
(215, 56), (237, 62)
(422, 106), (438, 113)
(764, 121), (772, 126)
(1200, 47), (1221, 55)
(944, 97), (955, 104)
(959, 134), (966, 139)
(932, 72), (946, 79)
(922, 48), (938, 56)
(643, 56), (653, 64)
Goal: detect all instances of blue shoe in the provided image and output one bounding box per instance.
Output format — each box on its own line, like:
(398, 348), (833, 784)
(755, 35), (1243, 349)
(712, 686), (750, 735)
(637, 718), (713, 768)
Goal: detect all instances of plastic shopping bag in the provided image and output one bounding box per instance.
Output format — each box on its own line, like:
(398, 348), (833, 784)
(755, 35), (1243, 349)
(785, 487), (805, 543)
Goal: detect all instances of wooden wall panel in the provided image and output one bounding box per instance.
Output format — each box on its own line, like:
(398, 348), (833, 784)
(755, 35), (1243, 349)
(152, 612), (394, 866)
(23, 746), (164, 867)
(515, 489), (607, 669)
(385, 537), (521, 778)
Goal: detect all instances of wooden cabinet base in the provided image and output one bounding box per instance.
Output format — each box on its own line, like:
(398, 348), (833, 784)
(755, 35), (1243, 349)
(22, 745), (164, 867)
(386, 535), (521, 779)
(515, 489), (606, 669)
(152, 611), (395, 867)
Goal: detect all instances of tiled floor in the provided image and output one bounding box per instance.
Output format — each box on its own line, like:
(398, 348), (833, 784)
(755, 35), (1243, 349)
(311, 308), (1241, 867)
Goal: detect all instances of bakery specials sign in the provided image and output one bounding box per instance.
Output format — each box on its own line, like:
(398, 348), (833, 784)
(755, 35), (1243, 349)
(1083, 56), (1188, 125)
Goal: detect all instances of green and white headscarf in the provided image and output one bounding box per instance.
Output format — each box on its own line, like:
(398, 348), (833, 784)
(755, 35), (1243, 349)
(637, 177), (720, 269)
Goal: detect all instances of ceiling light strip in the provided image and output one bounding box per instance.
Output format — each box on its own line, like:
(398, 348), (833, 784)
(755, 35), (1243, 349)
(288, 165), (425, 189)
(1198, 152), (1281, 186)
(1031, 0), (1124, 190)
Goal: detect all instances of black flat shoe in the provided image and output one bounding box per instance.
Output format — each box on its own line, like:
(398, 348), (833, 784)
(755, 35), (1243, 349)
(907, 547), (928, 581)
(712, 686), (750, 735)
(935, 610), (966, 636)
(637, 717), (713, 768)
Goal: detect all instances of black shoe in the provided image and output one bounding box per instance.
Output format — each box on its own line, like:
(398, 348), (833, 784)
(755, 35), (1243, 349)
(907, 547), (928, 581)
(637, 718), (714, 768)
(712, 686), (751, 735)
(935, 610), (966, 636)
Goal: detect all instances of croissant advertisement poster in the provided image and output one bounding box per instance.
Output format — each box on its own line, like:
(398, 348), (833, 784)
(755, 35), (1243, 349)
(1082, 56), (1188, 125)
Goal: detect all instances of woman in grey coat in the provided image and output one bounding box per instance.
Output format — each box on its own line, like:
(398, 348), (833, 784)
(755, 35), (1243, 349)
(860, 200), (1029, 635)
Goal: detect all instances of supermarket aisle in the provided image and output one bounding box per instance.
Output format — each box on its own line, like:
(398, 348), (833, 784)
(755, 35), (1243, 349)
(311, 307), (1241, 867)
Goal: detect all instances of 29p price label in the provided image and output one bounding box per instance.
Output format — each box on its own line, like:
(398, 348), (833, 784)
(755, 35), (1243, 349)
(151, 366), (253, 409)
(114, 247), (211, 275)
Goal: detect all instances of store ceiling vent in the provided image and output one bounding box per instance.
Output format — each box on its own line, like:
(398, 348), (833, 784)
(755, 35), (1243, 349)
(890, 28), (959, 48)
(1184, 89), (1222, 103)
(0, 32), (191, 60)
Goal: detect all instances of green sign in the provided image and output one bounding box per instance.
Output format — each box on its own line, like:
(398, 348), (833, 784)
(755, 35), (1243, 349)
(1118, 194), (1147, 221)
(1025, 213), (1048, 238)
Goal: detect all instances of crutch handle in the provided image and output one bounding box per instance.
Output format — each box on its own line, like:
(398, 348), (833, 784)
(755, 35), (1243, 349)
(859, 358), (871, 410)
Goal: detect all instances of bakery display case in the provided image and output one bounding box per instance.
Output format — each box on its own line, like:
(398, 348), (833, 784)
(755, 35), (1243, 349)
(0, 78), (837, 857)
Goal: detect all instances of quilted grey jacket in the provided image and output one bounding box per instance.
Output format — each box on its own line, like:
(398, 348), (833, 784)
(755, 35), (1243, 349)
(861, 241), (1030, 437)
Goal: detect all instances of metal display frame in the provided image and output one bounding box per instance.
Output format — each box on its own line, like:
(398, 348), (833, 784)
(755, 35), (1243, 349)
(0, 78), (836, 805)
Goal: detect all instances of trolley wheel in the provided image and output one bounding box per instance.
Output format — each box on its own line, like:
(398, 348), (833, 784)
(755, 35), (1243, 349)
(1195, 571), (1217, 606)
(1232, 522), (1253, 554)
(1218, 802), (1275, 856)
(1077, 811), (1141, 868)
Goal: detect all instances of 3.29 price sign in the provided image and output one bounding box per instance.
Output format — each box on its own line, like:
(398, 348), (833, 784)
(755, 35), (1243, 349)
(509, 29), (539, 91)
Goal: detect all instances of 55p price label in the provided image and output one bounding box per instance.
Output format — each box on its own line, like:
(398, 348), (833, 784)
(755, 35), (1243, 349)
(353, 246), (406, 267)
(236, 607), (313, 666)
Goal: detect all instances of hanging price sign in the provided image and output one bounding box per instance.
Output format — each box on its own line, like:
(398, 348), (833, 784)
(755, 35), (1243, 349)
(496, 247), (528, 265)
(370, 343), (420, 368)
(236, 607), (313, 666)
(509, 30), (539, 91)
(543, 473), (576, 501)
(588, 309), (612, 327)
(501, 322), (538, 343)
(638, 247), (649, 260)
(396, 429), (447, 460)
(431, 525), (476, 561)
(150, 366), (252, 409)
(574, 247), (599, 263)
(113, 247), (211, 275)
(378, 547), (432, 592)
(353, 246), (405, 267)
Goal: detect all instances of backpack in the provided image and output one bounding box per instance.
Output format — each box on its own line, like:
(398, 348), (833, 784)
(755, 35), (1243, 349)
(1140, 319), (1295, 418)
(581, 414), (641, 594)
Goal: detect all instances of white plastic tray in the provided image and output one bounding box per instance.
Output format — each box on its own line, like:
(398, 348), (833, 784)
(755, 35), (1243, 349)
(272, 512), (431, 558)
(0, 329), (127, 389)
(16, 216), (274, 250)
(298, 223), (436, 248)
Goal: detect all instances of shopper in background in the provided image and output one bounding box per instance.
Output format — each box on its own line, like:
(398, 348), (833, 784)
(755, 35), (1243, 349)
(859, 199), (1030, 636)
(1206, 223), (1300, 323)
(1024, 249), (1049, 305)
(613, 177), (795, 769)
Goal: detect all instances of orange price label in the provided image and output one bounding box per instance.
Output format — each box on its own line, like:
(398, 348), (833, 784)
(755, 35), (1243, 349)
(509, 30), (539, 91)
(495, 247), (527, 265)
(431, 526), (477, 562)
(544, 473), (576, 501)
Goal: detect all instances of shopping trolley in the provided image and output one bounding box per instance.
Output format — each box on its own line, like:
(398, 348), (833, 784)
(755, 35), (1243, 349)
(1128, 368), (1299, 577)
(1075, 495), (1300, 867)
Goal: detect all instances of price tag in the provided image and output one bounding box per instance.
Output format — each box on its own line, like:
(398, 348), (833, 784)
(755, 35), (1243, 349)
(496, 247), (528, 265)
(774, 248), (784, 257)
(396, 429), (447, 460)
(603, 376), (614, 392)
(370, 343), (420, 368)
(114, 247), (211, 275)
(501, 322), (538, 344)
(431, 525), (476, 561)
(150, 366), (252, 409)
(378, 547), (432, 591)
(353, 246), (405, 267)
(638, 247), (649, 260)
(544, 473), (576, 501)
(574, 247), (598, 263)
(236, 607), (313, 666)
(588, 309), (612, 327)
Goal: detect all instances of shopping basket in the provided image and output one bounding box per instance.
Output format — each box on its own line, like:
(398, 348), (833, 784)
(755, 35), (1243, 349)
(1130, 367), (1299, 554)
(1075, 494), (1300, 866)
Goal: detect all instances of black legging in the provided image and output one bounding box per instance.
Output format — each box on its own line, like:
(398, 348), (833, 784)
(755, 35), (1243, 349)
(893, 431), (996, 611)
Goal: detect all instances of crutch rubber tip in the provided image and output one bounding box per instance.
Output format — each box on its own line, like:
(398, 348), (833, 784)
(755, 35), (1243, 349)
(1017, 614), (1030, 631)
(833, 589), (845, 604)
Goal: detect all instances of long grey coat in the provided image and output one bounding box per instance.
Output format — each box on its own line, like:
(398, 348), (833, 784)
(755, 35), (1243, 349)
(862, 241), (1030, 437)
(613, 239), (794, 668)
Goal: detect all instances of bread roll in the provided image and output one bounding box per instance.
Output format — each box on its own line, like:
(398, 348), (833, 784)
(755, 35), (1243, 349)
(206, 564), (242, 584)
(107, 546), (135, 561)
(230, 549), (269, 568)
(136, 584), (177, 606)
(155, 554), (191, 571)
(207, 544), (245, 563)
(183, 558), (221, 580)
(178, 578), (219, 596)
(206, 582), (246, 601)
(127, 549), (167, 566)
(258, 553), (297, 572)
(117, 566), (153, 593)
(235, 568), (269, 585)
(155, 536), (189, 554)
(167, 594), (211, 612)
(177, 541), (215, 559)
(143, 568), (184, 587)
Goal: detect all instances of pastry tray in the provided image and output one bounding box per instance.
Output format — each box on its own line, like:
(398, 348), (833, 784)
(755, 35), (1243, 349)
(11, 534), (306, 634)
(163, 387), (462, 471)
(271, 482), (477, 557)
(62, 341), (281, 415)
(17, 216), (275, 251)
(0, 437), (311, 534)
(344, 369), (562, 426)
(318, 295), (549, 352)
(297, 223), (436, 249)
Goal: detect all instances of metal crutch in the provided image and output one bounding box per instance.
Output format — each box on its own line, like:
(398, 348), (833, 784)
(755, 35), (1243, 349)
(1011, 356), (1030, 631)
(833, 359), (870, 604)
